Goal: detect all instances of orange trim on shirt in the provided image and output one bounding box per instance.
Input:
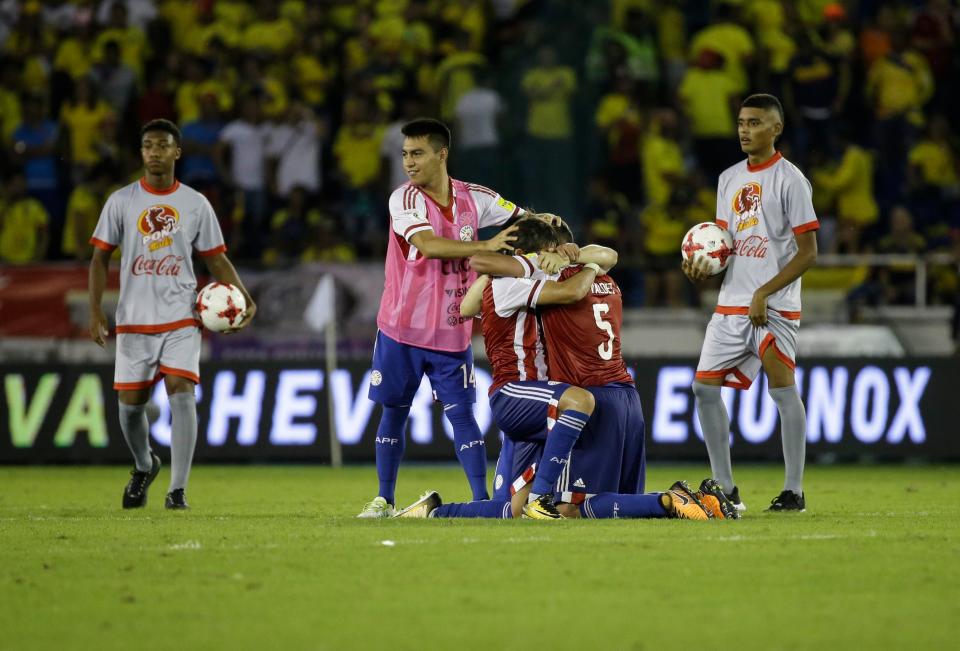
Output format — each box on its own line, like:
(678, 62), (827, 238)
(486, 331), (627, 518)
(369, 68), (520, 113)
(714, 306), (802, 320)
(116, 319), (200, 334)
(89, 237), (117, 252)
(158, 365), (200, 384)
(792, 220), (820, 234)
(746, 151), (783, 172)
(140, 177), (181, 195)
(198, 244), (227, 257)
(716, 219), (728, 230)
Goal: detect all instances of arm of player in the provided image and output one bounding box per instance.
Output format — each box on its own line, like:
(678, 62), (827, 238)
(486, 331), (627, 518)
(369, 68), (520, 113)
(577, 245), (618, 273)
(459, 274), (489, 318)
(88, 247), (111, 347)
(202, 252), (257, 331)
(537, 265), (600, 305)
(410, 224), (518, 260)
(469, 251), (528, 277)
(749, 231), (818, 326)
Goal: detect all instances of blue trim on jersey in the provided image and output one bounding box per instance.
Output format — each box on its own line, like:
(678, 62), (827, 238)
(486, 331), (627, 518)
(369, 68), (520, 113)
(490, 381), (570, 442)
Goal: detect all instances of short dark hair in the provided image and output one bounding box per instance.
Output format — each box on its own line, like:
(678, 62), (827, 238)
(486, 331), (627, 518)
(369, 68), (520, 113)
(512, 217), (561, 254)
(553, 221), (574, 244)
(401, 118), (451, 152)
(140, 119), (181, 146)
(741, 93), (784, 123)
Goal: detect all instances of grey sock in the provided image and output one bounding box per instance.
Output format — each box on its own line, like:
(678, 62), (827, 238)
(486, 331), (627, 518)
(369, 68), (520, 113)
(118, 402), (152, 472)
(769, 385), (806, 494)
(692, 382), (735, 494)
(168, 392), (198, 491)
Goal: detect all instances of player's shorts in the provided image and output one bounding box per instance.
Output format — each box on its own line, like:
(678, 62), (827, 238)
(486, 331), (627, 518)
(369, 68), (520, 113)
(367, 330), (476, 406)
(505, 383), (645, 503)
(489, 381), (572, 441)
(114, 326), (201, 391)
(696, 309), (800, 390)
(557, 384), (646, 504)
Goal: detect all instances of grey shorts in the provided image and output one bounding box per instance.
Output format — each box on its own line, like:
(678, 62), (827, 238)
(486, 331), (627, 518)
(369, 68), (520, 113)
(695, 309), (799, 390)
(114, 326), (201, 391)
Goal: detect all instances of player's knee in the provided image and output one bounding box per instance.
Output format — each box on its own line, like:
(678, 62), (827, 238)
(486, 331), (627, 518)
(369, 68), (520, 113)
(558, 386), (595, 416)
(692, 381), (722, 401)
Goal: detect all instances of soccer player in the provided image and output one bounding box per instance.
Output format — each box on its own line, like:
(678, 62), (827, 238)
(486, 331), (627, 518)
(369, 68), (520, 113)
(395, 221), (726, 521)
(358, 118), (532, 518)
(683, 93), (818, 512)
(88, 119), (255, 510)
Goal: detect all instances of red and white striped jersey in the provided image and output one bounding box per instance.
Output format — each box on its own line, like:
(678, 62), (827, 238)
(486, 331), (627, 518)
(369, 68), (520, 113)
(480, 270), (549, 394)
(539, 266), (633, 387)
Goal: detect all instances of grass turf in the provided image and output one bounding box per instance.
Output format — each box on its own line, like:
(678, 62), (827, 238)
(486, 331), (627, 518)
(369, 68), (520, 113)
(0, 463), (957, 651)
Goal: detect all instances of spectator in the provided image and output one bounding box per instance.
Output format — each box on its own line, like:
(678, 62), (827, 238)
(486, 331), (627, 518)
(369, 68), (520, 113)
(60, 75), (113, 181)
(180, 92), (224, 187)
(267, 99), (324, 199)
(785, 30), (849, 165)
(521, 44), (577, 220)
(435, 30), (486, 122)
(0, 169), (49, 263)
(0, 57), (21, 144)
(333, 97), (387, 248)
(11, 94), (63, 230)
(641, 108), (684, 207)
(878, 205), (928, 304)
(639, 184), (707, 307)
(594, 74), (643, 201)
(136, 65), (175, 125)
(453, 69), (504, 191)
(678, 48), (739, 180)
(688, 2), (754, 95)
(813, 132), (879, 253)
(91, 2), (146, 79)
(90, 39), (137, 117)
(907, 114), (960, 243)
(262, 185), (315, 266)
(62, 161), (113, 260)
(217, 92), (271, 255)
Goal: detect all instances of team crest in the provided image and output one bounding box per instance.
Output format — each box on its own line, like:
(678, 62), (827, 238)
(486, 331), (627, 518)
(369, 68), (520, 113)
(731, 182), (762, 232)
(370, 370), (383, 386)
(459, 225), (475, 242)
(138, 204), (181, 251)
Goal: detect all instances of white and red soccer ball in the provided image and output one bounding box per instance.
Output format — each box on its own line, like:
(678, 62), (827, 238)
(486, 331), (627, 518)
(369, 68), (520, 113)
(196, 282), (247, 332)
(681, 222), (734, 276)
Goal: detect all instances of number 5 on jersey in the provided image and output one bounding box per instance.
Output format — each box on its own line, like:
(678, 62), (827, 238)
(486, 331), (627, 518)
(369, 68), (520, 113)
(593, 303), (614, 360)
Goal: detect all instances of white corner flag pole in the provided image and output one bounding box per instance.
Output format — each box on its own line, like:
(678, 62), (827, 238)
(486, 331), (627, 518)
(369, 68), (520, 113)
(306, 274), (342, 467)
(326, 310), (342, 468)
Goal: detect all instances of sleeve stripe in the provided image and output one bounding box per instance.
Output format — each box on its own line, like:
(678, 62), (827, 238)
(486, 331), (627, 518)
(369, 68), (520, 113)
(509, 206), (520, 219)
(404, 224), (432, 240)
(198, 244), (227, 257)
(792, 220), (820, 234)
(89, 237), (117, 252)
(403, 185), (413, 209)
(515, 255), (535, 277)
(526, 279), (543, 309)
(467, 184), (497, 198)
(716, 219), (728, 230)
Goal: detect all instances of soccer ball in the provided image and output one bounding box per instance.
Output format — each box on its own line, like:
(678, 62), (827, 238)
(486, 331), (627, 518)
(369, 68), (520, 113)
(681, 222), (734, 276)
(196, 282), (247, 332)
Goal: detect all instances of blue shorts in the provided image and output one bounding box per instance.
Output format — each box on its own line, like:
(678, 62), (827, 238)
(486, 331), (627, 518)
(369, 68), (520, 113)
(504, 383), (645, 502)
(367, 331), (476, 406)
(489, 381), (571, 441)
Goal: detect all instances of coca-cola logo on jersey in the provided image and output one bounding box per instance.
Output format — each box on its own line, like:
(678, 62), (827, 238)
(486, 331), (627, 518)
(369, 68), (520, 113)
(137, 204), (181, 252)
(132, 254), (184, 276)
(733, 235), (768, 259)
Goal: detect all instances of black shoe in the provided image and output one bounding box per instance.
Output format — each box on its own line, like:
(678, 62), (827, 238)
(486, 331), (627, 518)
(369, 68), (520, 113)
(698, 478), (741, 520)
(165, 488), (190, 510)
(768, 490), (805, 512)
(122, 454), (161, 509)
(725, 485), (746, 513)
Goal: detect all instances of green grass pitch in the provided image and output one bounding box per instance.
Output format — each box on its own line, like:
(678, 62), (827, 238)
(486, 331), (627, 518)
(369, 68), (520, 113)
(1, 463), (957, 650)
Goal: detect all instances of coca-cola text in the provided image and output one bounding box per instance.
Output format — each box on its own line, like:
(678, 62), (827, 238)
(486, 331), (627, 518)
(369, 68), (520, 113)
(733, 235), (768, 259)
(132, 254), (184, 276)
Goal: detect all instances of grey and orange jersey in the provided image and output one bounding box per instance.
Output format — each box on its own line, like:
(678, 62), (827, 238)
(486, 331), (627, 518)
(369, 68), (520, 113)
(90, 178), (226, 333)
(714, 152), (818, 317)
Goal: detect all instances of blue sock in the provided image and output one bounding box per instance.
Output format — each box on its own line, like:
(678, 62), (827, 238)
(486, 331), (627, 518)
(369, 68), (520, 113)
(432, 500), (512, 519)
(531, 409), (589, 497)
(580, 493), (667, 519)
(375, 405), (410, 505)
(444, 403), (489, 500)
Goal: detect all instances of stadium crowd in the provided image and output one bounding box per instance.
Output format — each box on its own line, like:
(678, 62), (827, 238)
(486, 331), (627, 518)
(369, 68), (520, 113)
(0, 0), (957, 318)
